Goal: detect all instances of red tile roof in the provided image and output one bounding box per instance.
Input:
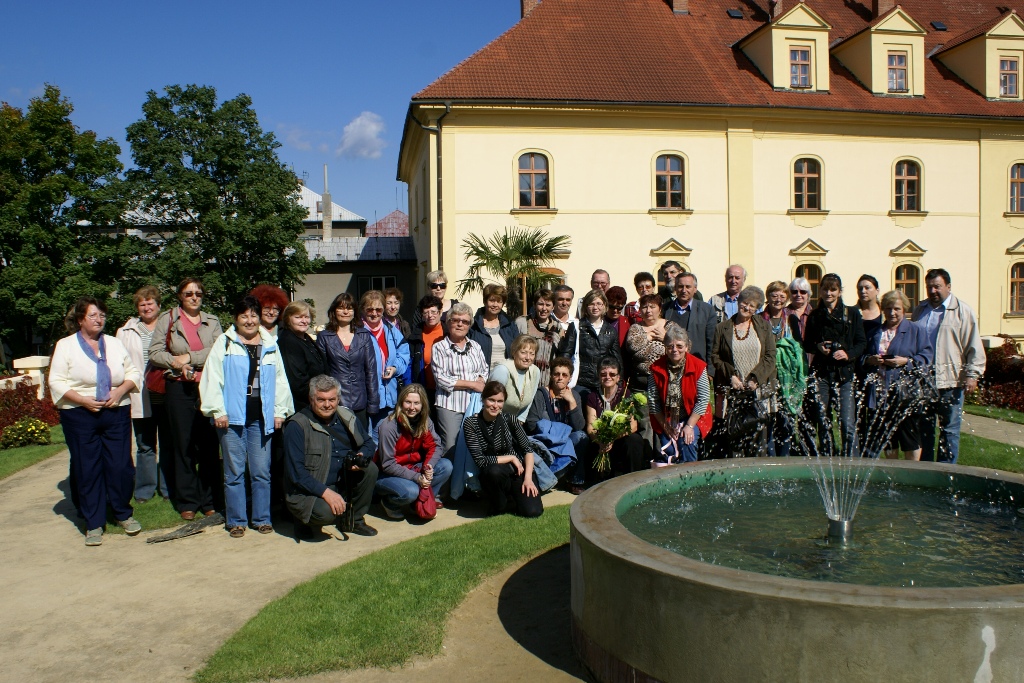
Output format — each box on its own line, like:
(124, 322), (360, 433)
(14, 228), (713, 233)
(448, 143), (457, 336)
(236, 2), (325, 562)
(934, 9), (1016, 54)
(365, 209), (410, 237)
(413, 0), (1024, 119)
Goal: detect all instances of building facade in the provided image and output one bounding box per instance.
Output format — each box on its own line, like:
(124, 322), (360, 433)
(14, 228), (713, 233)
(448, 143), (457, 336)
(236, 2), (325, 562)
(398, 0), (1024, 338)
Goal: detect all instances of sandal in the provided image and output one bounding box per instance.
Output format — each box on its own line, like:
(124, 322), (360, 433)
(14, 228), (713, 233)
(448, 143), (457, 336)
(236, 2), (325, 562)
(256, 524), (273, 535)
(229, 526), (245, 538)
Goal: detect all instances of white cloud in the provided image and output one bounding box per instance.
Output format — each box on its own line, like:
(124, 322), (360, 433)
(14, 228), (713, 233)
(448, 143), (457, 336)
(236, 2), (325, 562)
(277, 123), (313, 151)
(336, 111), (386, 160)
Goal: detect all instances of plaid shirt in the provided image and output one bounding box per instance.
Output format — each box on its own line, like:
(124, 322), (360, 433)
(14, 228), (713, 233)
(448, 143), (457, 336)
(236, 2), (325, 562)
(431, 336), (488, 413)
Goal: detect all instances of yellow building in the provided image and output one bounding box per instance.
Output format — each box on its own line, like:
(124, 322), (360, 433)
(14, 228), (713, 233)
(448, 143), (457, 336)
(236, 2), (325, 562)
(397, 0), (1024, 337)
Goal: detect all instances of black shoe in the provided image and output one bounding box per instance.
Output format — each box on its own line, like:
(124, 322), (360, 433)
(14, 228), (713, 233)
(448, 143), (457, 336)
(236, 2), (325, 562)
(343, 519), (378, 537)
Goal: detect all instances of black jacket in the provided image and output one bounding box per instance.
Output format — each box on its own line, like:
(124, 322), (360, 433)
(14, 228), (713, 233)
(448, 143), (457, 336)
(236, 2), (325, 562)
(563, 318), (622, 391)
(278, 329), (328, 412)
(802, 303), (867, 383)
(467, 309), (520, 365)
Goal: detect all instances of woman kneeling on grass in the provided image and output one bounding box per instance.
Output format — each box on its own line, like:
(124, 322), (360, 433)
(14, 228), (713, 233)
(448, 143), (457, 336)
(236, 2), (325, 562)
(463, 381), (544, 518)
(375, 383), (452, 520)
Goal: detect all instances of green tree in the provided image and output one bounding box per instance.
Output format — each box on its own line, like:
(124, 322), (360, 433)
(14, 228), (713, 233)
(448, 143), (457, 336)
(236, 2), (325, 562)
(124, 84), (318, 314)
(0, 85), (133, 356)
(456, 227), (571, 316)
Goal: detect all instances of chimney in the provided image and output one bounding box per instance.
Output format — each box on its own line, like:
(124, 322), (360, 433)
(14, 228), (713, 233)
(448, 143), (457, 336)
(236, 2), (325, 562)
(872, 0), (895, 17)
(322, 164), (333, 240)
(669, 0), (689, 13)
(769, 0), (782, 20)
(521, 0), (539, 18)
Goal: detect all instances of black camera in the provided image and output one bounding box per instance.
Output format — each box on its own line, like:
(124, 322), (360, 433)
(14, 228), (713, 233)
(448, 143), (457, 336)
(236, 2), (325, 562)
(346, 452), (372, 469)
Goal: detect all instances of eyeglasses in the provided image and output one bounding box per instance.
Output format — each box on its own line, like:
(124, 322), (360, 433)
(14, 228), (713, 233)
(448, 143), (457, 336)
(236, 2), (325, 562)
(363, 307), (383, 313)
(790, 290), (808, 296)
(262, 306), (280, 314)
(429, 282), (447, 289)
(599, 372), (619, 378)
(182, 291), (203, 298)
(85, 313), (107, 321)
(449, 318), (470, 326)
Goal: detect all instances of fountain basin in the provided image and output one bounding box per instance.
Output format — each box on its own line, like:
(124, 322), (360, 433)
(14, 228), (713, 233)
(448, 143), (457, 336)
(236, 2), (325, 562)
(570, 458), (1024, 683)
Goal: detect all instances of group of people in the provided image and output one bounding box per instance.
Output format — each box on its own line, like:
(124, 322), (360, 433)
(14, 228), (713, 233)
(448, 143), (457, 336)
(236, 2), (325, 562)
(46, 262), (986, 546)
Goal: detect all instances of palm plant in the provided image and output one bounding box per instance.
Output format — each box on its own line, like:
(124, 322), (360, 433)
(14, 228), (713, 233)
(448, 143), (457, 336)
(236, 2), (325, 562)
(456, 227), (571, 316)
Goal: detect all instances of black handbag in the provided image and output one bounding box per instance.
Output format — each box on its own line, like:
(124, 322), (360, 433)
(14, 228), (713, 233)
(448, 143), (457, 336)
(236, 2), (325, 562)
(726, 389), (769, 438)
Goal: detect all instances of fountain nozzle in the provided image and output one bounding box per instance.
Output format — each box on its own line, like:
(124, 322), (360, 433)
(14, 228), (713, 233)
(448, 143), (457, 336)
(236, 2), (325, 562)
(828, 519), (853, 544)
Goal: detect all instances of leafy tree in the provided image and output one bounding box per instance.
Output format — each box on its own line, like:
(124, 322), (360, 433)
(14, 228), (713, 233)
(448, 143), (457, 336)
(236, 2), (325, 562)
(124, 84), (318, 313)
(456, 227), (571, 316)
(0, 85), (132, 356)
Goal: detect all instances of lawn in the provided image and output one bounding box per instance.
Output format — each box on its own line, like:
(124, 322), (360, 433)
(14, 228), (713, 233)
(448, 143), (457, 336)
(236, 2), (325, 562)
(959, 432), (1024, 473)
(0, 425), (66, 480)
(964, 403), (1024, 426)
(195, 505), (572, 683)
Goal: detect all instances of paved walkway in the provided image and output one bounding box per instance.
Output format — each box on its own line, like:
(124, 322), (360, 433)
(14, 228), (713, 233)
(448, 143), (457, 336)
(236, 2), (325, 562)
(961, 411), (1024, 448)
(0, 452), (577, 683)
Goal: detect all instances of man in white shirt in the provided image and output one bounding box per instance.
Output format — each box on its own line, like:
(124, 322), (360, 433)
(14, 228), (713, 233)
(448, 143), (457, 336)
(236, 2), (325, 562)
(911, 268), (986, 463)
(553, 285), (581, 387)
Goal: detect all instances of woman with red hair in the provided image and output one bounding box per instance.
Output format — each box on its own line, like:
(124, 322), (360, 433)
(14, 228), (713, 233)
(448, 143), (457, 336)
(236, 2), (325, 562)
(249, 284), (289, 338)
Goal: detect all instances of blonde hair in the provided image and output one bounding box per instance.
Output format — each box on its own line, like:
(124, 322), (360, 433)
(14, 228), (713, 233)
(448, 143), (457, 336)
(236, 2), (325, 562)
(391, 383), (431, 439)
(282, 300), (314, 330)
(880, 289), (911, 311)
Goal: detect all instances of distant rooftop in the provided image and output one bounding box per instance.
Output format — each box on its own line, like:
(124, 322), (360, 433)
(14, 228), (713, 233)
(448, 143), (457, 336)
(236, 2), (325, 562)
(366, 210), (410, 237)
(302, 236), (416, 262)
(297, 183), (365, 223)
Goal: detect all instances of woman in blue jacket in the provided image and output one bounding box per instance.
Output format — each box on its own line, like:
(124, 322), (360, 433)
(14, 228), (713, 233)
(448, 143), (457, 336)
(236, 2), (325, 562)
(361, 290), (410, 440)
(200, 296), (293, 537)
(860, 289), (933, 460)
(316, 292), (379, 427)
(467, 284), (520, 370)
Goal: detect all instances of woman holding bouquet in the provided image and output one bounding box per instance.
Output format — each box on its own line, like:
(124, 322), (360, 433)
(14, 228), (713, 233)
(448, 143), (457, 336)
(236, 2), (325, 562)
(585, 358), (650, 477)
(648, 327), (714, 463)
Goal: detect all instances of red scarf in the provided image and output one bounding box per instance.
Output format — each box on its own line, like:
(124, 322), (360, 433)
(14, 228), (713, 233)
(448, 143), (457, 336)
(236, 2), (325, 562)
(364, 320), (388, 363)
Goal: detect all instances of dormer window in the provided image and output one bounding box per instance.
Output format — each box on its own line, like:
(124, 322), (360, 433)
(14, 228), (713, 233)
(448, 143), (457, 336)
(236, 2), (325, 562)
(1001, 59), (1019, 97)
(791, 48), (812, 88)
(888, 52), (908, 93)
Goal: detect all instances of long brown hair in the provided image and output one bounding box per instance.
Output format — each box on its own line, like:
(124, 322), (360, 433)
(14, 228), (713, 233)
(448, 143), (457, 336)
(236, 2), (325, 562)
(390, 383), (431, 439)
(325, 292), (357, 332)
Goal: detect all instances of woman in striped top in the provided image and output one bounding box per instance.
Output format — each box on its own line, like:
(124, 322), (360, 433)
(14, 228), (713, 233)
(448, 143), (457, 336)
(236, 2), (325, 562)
(462, 381), (543, 518)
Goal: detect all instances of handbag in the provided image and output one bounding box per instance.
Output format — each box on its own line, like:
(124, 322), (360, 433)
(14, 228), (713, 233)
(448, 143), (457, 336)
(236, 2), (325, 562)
(413, 485), (437, 520)
(144, 313), (176, 395)
(725, 388), (769, 438)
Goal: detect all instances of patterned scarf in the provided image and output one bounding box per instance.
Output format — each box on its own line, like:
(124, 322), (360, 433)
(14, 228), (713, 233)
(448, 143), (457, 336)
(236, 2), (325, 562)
(76, 332), (111, 401)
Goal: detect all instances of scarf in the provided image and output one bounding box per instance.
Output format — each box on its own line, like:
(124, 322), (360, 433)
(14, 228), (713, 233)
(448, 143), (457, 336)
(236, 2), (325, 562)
(364, 320), (388, 363)
(76, 332), (112, 401)
(665, 360), (685, 415)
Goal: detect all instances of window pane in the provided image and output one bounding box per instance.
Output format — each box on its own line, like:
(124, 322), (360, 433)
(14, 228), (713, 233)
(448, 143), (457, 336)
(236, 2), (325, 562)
(519, 175), (531, 192)
(656, 176), (667, 193)
(519, 155), (531, 170)
(656, 191), (667, 208)
(520, 191), (532, 207)
(669, 156), (682, 172)
(656, 156), (667, 172)
(670, 176), (683, 192)
(807, 178), (819, 195)
(535, 174), (547, 192)
(533, 155), (547, 170)
(670, 192), (683, 209)
(535, 191), (548, 208)
(1013, 164), (1023, 180)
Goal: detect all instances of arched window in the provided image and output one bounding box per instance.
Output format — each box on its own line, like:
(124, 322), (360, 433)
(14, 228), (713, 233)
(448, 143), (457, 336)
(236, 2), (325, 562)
(1011, 263), (1024, 313)
(1011, 163), (1024, 213)
(518, 153), (549, 209)
(655, 155), (685, 209)
(795, 263), (822, 299)
(894, 160), (920, 211)
(895, 264), (921, 309)
(793, 158), (821, 210)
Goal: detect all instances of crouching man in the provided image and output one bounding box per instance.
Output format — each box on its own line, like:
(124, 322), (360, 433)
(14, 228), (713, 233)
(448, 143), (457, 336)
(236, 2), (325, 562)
(284, 375), (379, 537)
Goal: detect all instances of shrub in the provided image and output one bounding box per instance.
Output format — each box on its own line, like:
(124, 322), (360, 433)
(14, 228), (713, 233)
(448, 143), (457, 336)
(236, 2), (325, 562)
(0, 381), (60, 432)
(0, 417), (52, 449)
(967, 335), (1024, 411)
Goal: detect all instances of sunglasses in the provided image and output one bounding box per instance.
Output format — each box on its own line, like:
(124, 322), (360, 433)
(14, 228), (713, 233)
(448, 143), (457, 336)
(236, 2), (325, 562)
(182, 291), (203, 298)
(363, 307), (383, 313)
(599, 372), (619, 378)
(449, 318), (470, 326)
(790, 290), (808, 295)
(429, 282), (447, 289)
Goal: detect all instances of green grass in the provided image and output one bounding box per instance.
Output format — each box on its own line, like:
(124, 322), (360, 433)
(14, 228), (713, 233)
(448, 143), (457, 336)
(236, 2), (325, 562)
(964, 403), (1024, 426)
(0, 425), (66, 480)
(195, 505), (571, 683)
(959, 433), (1024, 473)
(107, 494), (183, 534)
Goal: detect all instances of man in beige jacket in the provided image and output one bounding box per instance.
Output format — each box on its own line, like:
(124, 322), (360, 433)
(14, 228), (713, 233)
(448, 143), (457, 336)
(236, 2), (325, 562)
(911, 268), (986, 463)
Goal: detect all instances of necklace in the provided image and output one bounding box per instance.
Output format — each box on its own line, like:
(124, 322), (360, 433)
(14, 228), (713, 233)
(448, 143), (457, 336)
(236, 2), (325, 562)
(769, 315), (784, 336)
(734, 321), (752, 341)
(243, 341), (259, 359)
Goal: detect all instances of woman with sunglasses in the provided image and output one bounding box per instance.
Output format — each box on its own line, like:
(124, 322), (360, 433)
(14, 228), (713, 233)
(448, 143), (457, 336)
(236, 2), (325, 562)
(786, 277), (812, 341)
(413, 270), (459, 326)
(361, 290), (410, 440)
(149, 278), (224, 520)
(585, 358), (649, 477)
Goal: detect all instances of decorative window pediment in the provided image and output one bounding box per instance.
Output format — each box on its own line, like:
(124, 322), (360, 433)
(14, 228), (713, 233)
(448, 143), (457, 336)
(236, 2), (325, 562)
(889, 239), (927, 258)
(738, 3), (831, 92)
(650, 238), (693, 260)
(1006, 237), (1024, 255)
(789, 238), (828, 257)
(832, 6), (927, 96)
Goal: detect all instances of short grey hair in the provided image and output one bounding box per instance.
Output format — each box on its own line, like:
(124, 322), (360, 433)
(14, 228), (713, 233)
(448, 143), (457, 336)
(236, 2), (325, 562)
(663, 323), (691, 349)
(676, 271), (698, 287)
(308, 374), (341, 401)
(738, 285), (764, 309)
(426, 270), (448, 284)
(447, 301), (474, 323)
(726, 264), (748, 280)
(789, 277), (811, 294)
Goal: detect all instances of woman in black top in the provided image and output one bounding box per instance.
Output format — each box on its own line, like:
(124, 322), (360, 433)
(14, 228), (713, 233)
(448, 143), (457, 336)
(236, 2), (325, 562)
(562, 289), (623, 394)
(802, 273), (867, 457)
(463, 381), (543, 518)
(277, 301), (328, 413)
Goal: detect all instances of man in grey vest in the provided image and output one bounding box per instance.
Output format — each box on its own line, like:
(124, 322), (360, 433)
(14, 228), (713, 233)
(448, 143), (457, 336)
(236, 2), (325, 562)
(283, 375), (379, 537)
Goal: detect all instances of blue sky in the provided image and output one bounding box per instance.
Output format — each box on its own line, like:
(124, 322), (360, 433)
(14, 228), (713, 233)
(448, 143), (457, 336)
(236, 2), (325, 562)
(0, 1), (520, 223)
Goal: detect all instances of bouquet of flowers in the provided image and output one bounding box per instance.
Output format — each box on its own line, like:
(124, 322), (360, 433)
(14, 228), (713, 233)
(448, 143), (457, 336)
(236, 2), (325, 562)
(591, 392), (647, 472)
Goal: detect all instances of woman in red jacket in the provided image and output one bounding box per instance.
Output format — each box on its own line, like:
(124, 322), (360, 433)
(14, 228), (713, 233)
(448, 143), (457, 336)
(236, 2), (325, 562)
(374, 383), (453, 520)
(648, 326), (713, 463)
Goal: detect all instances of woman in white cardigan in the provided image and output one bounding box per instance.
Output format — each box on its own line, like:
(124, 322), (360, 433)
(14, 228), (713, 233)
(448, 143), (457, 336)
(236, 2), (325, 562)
(49, 297), (141, 547)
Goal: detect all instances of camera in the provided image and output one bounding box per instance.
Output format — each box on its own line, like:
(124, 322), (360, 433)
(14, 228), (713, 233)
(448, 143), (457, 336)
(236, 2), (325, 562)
(346, 452), (372, 469)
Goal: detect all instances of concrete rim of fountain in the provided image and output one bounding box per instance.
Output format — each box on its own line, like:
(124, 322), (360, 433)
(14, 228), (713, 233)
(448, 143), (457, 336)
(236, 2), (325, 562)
(571, 457), (1024, 608)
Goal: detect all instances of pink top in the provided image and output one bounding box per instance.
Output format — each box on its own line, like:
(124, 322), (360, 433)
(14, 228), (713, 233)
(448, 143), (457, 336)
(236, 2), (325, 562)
(178, 309), (205, 352)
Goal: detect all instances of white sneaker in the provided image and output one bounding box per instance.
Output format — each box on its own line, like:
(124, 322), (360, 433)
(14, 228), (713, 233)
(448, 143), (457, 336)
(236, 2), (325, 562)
(85, 528), (103, 546)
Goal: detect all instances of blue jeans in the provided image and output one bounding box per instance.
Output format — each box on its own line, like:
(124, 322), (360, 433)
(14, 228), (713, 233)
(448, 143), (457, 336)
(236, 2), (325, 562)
(133, 411), (169, 500)
(567, 430), (591, 485)
(218, 420), (272, 528)
(812, 378), (858, 457)
(657, 430), (702, 463)
(920, 387), (964, 463)
(767, 412), (792, 457)
(375, 457), (453, 509)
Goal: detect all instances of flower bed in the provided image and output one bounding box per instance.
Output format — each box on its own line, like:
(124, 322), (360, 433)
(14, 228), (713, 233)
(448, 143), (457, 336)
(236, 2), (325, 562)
(0, 382), (60, 432)
(968, 336), (1024, 412)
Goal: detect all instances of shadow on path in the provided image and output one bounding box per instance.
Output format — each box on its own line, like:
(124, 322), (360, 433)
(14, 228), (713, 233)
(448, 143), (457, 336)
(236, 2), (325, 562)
(497, 544), (587, 679)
